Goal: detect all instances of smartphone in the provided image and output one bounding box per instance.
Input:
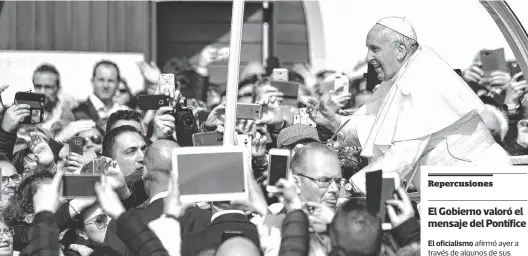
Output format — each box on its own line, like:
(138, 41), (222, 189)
(266, 148), (291, 193)
(69, 137), (84, 156)
(480, 48), (507, 75)
(365, 64), (382, 92)
(198, 110), (212, 125)
(299, 108), (316, 128)
(221, 231), (245, 243)
(270, 81), (299, 98)
(236, 103), (262, 120)
(92, 158), (107, 175)
(366, 170), (383, 215)
(159, 73), (176, 92)
(272, 68), (289, 82)
(62, 175), (100, 198)
(14, 92), (45, 124)
(138, 95), (171, 110)
(334, 74), (350, 95)
(507, 61), (524, 81)
(381, 172), (401, 231)
(192, 132), (223, 146)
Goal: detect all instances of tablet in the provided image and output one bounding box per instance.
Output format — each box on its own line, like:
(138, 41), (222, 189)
(172, 146), (249, 203)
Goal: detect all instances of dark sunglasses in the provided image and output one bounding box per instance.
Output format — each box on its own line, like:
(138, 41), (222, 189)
(84, 135), (103, 145)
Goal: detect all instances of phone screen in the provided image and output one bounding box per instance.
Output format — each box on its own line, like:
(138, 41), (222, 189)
(268, 154), (289, 187)
(69, 137), (84, 155)
(380, 177), (397, 226)
(62, 176), (100, 198)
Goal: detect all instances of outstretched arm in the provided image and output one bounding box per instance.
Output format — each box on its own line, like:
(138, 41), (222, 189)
(350, 136), (430, 193)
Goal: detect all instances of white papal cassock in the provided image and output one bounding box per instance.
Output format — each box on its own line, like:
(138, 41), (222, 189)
(336, 45), (512, 194)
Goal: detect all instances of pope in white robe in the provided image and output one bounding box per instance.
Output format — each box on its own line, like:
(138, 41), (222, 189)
(309, 17), (512, 194)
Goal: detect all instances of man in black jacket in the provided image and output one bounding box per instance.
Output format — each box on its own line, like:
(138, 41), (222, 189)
(103, 140), (212, 256)
(180, 202), (260, 256)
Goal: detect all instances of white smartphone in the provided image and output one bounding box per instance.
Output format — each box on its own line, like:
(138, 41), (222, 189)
(334, 74), (349, 95)
(381, 172), (401, 231)
(159, 73), (175, 93)
(299, 108), (316, 128)
(266, 148), (291, 193)
(237, 103), (263, 120)
(272, 68), (289, 82)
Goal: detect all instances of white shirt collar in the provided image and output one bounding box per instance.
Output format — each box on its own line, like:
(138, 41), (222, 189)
(89, 94), (109, 112)
(149, 191), (169, 204)
(211, 210), (245, 222)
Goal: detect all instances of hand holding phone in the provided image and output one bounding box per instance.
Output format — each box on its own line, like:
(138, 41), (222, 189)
(385, 187), (416, 229)
(14, 92), (45, 124)
(266, 149), (291, 193)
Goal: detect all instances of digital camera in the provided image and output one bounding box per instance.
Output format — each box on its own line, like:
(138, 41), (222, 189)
(174, 97), (197, 147)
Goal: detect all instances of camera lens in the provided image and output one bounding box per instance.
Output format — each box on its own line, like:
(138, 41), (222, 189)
(182, 115), (194, 126)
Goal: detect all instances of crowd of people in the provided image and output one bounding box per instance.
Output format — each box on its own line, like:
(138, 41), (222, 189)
(0, 16), (524, 256)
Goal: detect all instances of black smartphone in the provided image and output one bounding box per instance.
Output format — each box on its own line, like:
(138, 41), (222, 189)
(69, 137), (84, 155)
(366, 170), (382, 215)
(14, 92), (45, 124)
(198, 110), (211, 125)
(62, 175), (100, 198)
(270, 81), (299, 98)
(138, 95), (171, 110)
(221, 231), (245, 243)
(365, 64), (382, 92)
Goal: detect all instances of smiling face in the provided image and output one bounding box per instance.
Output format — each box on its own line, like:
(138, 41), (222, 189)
(366, 25), (405, 81)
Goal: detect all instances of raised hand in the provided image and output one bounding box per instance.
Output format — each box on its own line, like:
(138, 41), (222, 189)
(137, 61), (162, 85)
(462, 61), (484, 84)
(33, 170), (64, 214)
(2, 104), (30, 132)
(66, 152), (84, 174)
(56, 120), (96, 144)
(28, 133), (54, 167)
(386, 187), (416, 229)
(94, 175), (126, 220)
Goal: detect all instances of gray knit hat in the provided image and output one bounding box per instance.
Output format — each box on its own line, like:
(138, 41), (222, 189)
(277, 124), (321, 148)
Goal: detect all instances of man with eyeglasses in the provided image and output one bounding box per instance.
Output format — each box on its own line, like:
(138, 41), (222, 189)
(0, 158), (20, 206)
(32, 63), (76, 130)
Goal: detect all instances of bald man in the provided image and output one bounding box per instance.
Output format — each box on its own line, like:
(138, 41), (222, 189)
(309, 16), (511, 194)
(103, 140), (212, 256)
(216, 237), (260, 256)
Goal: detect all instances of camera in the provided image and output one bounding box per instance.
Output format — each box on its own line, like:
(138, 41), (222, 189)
(174, 96), (197, 147)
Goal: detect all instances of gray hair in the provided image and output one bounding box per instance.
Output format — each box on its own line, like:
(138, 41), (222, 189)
(380, 26), (419, 55)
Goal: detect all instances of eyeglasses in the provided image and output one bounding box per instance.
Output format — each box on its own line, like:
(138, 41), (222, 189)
(297, 173), (345, 188)
(0, 228), (13, 238)
(2, 174), (22, 186)
(84, 135), (103, 145)
(33, 84), (57, 91)
(85, 214), (109, 230)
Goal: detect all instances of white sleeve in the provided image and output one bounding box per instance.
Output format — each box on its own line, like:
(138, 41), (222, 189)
(350, 136), (431, 193)
(149, 217), (182, 256)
